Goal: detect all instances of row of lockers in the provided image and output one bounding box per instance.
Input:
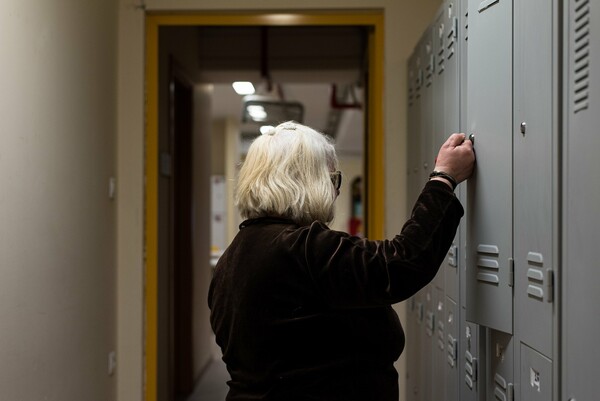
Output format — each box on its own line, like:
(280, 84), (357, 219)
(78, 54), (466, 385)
(404, 0), (599, 400)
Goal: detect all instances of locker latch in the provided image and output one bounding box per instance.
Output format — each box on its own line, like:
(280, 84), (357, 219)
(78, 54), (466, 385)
(545, 269), (554, 303)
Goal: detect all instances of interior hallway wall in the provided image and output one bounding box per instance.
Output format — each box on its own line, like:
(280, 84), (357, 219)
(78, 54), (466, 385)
(117, 1), (441, 400)
(0, 1), (118, 400)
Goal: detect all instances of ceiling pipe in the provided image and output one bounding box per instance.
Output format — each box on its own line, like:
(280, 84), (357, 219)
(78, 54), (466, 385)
(260, 27), (273, 93)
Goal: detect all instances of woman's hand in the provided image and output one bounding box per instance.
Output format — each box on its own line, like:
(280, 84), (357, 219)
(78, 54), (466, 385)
(432, 133), (475, 185)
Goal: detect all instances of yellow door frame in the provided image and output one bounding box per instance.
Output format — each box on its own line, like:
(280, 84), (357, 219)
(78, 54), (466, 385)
(145, 10), (384, 401)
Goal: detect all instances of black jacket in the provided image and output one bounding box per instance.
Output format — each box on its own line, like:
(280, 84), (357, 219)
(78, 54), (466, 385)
(208, 180), (464, 401)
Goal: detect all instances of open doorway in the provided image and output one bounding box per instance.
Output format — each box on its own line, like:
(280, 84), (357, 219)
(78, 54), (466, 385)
(145, 12), (384, 401)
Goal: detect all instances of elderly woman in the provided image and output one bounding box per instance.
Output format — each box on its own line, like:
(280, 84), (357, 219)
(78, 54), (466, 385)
(209, 121), (474, 401)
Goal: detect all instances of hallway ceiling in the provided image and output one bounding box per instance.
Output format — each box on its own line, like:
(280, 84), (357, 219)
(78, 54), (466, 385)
(211, 82), (364, 155)
(163, 25), (367, 155)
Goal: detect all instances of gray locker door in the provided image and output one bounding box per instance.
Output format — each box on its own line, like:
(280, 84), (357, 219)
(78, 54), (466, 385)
(520, 343), (552, 401)
(419, 27), (445, 293)
(443, 0), (463, 303)
(433, 3), (446, 152)
(487, 329), (514, 401)
(407, 52), (420, 212)
(445, 297), (459, 401)
(513, 0), (556, 360)
(432, 6), (447, 292)
(459, 0), (470, 315)
(405, 48), (421, 401)
(420, 27), (435, 186)
(563, 1), (600, 400)
(466, 0), (513, 334)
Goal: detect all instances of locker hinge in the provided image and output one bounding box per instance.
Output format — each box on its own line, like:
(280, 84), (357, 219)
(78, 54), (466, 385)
(546, 269), (554, 303)
(509, 258), (514, 287)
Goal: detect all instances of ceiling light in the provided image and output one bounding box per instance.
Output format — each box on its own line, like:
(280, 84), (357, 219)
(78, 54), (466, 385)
(232, 81), (255, 95)
(247, 105), (267, 121)
(260, 125), (275, 135)
(241, 95), (304, 125)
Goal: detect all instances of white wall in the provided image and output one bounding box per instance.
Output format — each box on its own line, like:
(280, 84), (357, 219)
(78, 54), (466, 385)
(117, 1), (441, 400)
(0, 1), (118, 400)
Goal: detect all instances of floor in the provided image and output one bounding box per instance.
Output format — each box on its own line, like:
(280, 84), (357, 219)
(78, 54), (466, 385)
(185, 357), (230, 401)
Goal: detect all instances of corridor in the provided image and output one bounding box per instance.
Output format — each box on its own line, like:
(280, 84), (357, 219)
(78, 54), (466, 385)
(185, 358), (229, 401)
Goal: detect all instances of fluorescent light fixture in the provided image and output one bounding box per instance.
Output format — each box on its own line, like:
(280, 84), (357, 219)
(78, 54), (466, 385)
(232, 81), (255, 95)
(260, 125), (275, 135)
(247, 105), (267, 121)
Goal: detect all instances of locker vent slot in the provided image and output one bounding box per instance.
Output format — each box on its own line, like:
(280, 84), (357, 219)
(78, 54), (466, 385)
(464, 12), (468, 42)
(573, 0), (590, 113)
(526, 252), (545, 301)
(447, 244), (458, 267)
(476, 244), (500, 284)
(425, 311), (435, 336)
(494, 373), (508, 401)
(415, 68), (422, 99)
(437, 24), (446, 74)
(447, 334), (457, 367)
(478, 0), (500, 13)
(417, 302), (424, 322)
(438, 334), (445, 350)
(426, 54), (434, 87)
(465, 350), (477, 389)
(447, 17), (457, 60)
(437, 313), (445, 350)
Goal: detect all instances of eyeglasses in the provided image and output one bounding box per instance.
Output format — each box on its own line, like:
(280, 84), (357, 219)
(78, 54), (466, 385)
(330, 171), (342, 191)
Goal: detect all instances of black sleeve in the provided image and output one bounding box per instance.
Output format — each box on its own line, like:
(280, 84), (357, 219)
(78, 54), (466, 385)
(303, 180), (464, 308)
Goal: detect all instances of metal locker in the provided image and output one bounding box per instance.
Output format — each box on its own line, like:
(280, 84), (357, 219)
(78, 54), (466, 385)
(520, 344), (552, 401)
(445, 297), (459, 401)
(459, 0), (470, 316)
(513, 0), (557, 360)
(460, 318), (482, 401)
(419, 27), (435, 186)
(432, 6), (448, 293)
(417, 26), (445, 294)
(405, 51), (420, 401)
(418, 284), (434, 401)
(487, 329), (514, 401)
(563, 1), (600, 400)
(443, 0), (463, 304)
(466, 0), (514, 334)
(432, 287), (446, 401)
(407, 51), (420, 212)
(433, 3), (446, 152)
(406, 294), (423, 401)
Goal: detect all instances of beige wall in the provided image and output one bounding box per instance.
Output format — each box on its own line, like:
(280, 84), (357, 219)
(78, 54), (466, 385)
(117, 1), (441, 401)
(0, 1), (118, 400)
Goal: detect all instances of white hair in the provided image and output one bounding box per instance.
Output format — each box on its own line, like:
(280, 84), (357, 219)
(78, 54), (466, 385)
(235, 121), (339, 225)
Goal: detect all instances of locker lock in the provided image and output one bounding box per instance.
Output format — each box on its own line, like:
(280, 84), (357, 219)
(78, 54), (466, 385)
(520, 122), (527, 136)
(468, 133), (475, 144)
